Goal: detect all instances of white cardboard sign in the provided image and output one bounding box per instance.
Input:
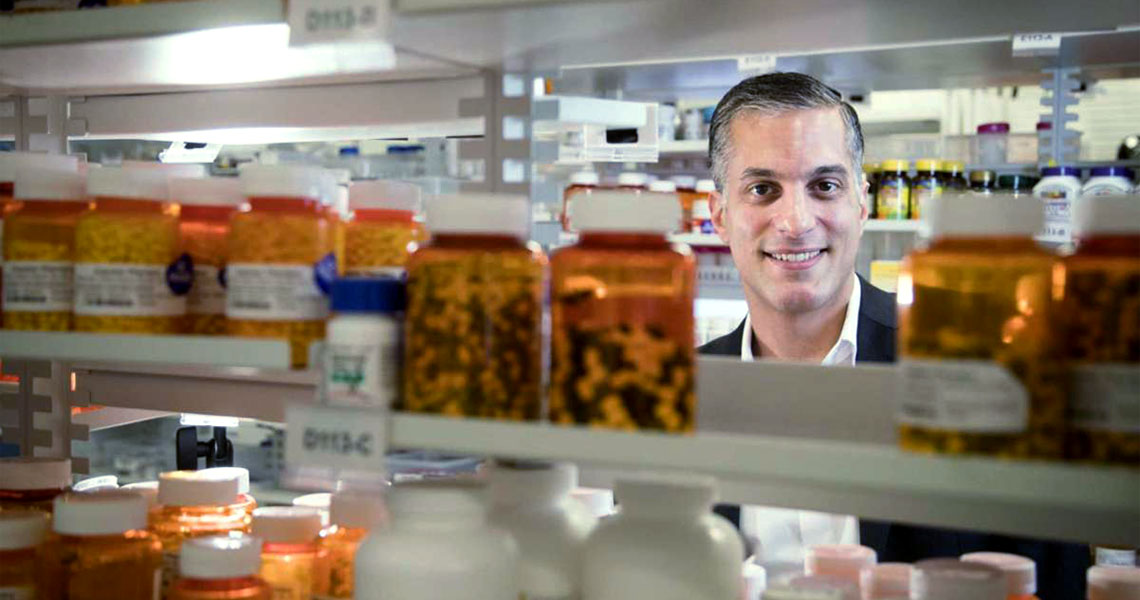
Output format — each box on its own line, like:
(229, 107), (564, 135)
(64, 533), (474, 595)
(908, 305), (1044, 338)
(288, 0), (391, 46)
(285, 404), (388, 473)
(737, 54), (778, 75)
(1012, 32), (1062, 56)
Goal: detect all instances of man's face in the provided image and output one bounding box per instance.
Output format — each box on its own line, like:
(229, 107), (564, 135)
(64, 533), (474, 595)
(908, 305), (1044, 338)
(711, 107), (867, 314)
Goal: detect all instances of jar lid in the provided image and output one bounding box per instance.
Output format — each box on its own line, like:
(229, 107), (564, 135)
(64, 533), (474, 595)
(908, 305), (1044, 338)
(180, 535), (262, 579)
(614, 472), (715, 513)
(1089, 166), (1135, 179)
(569, 487), (614, 519)
(617, 172), (648, 187)
(569, 171), (600, 186)
(1041, 165), (1080, 178)
(425, 193), (529, 238)
(122, 481), (159, 507)
(292, 493), (331, 527)
(87, 167), (170, 201)
(880, 159), (909, 172)
(330, 277), (406, 313)
(1088, 566), (1140, 600)
(860, 563), (912, 598)
(572, 190), (680, 233)
(649, 179), (677, 193)
(0, 510), (48, 551)
(695, 179), (716, 193)
(348, 180), (421, 213)
(996, 174), (1040, 191)
(940, 160), (966, 174)
(251, 506), (323, 544)
(927, 193), (1042, 238)
(388, 480), (487, 519)
(13, 168), (86, 202)
(671, 175), (697, 189)
(0, 151), (80, 181)
(73, 475), (118, 492)
(197, 467), (250, 495)
(805, 544), (877, 582)
(330, 490), (388, 530)
(170, 177), (244, 207)
(0, 457), (72, 490)
(1075, 194), (1140, 236)
(692, 196), (713, 220)
(961, 552), (1036, 595)
(158, 470), (241, 507)
(915, 159), (940, 173)
(122, 160), (208, 179)
(977, 122), (1010, 134)
(53, 490), (149, 536)
(240, 164), (333, 201)
(488, 461), (577, 507)
(911, 558), (1005, 600)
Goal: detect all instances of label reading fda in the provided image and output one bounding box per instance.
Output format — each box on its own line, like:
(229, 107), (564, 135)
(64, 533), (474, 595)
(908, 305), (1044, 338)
(288, 0), (391, 46)
(285, 404), (387, 473)
(898, 359), (1029, 433)
(74, 263), (187, 316)
(1072, 363), (1140, 433)
(226, 263), (329, 321)
(2, 260), (72, 312)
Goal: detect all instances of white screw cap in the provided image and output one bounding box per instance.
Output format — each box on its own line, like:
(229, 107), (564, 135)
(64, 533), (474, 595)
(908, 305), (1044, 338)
(388, 480), (487, 519)
(488, 461), (576, 507)
(572, 190), (680, 233)
(88, 167), (169, 201)
(425, 194), (529, 238)
(349, 180), (421, 213)
(1088, 565), (1140, 600)
(0, 457), (72, 491)
(14, 168), (86, 202)
(240, 164), (333, 201)
(180, 535), (263, 579)
(649, 179), (677, 193)
(53, 490), (149, 536)
(170, 177), (244, 207)
(805, 544), (877, 585)
(617, 172), (648, 187)
(330, 490), (387, 530)
(158, 470), (241, 507)
(0, 152), (80, 181)
(251, 507), (323, 544)
(860, 563), (912, 599)
(961, 552), (1036, 596)
(0, 510), (48, 550)
(122, 160), (208, 179)
(122, 481), (159, 507)
(569, 171), (600, 186)
(911, 558), (1005, 600)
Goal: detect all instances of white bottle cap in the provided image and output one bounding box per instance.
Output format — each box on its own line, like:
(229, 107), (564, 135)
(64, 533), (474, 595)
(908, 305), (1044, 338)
(170, 177), (244, 207)
(860, 563), (912, 599)
(617, 172), (648, 187)
(122, 160), (208, 179)
(805, 544), (877, 584)
(158, 470), (241, 507)
(251, 506), (323, 543)
(572, 191), (680, 233)
(330, 490), (388, 530)
(1074, 194), (1140, 236)
(349, 180), (421, 213)
(292, 492), (331, 527)
(240, 164), (333, 201)
(569, 171), (600, 186)
(180, 535), (263, 579)
(649, 179), (677, 193)
(425, 194), (529, 238)
(0, 152), (80, 181)
(570, 487), (615, 518)
(488, 461), (576, 507)
(672, 175), (697, 190)
(73, 475), (119, 492)
(122, 481), (160, 507)
(0, 510), (48, 551)
(926, 193), (1043, 238)
(88, 167), (170, 201)
(614, 472), (716, 513)
(388, 480), (487, 519)
(692, 195), (713, 220)
(695, 179), (717, 193)
(1088, 565), (1140, 600)
(53, 490), (149, 536)
(961, 552), (1036, 595)
(0, 457), (72, 490)
(197, 467), (251, 495)
(764, 575), (855, 599)
(911, 558), (1005, 600)
(13, 169), (86, 202)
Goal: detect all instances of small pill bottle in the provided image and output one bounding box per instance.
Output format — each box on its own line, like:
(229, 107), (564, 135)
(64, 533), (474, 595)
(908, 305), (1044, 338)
(42, 490), (163, 600)
(197, 467), (258, 517)
(1033, 166), (1082, 245)
(911, 159), (942, 220)
(319, 491), (388, 599)
(876, 160), (910, 220)
(671, 175), (699, 232)
(970, 170), (997, 194)
(1082, 167), (1135, 197)
(251, 507), (329, 600)
(616, 172), (649, 192)
(961, 552), (1038, 600)
(1088, 565), (1140, 600)
(562, 171), (600, 232)
(693, 179), (717, 233)
(805, 544), (877, 589)
(324, 277), (406, 408)
(0, 510), (49, 599)
(172, 177), (244, 335)
(344, 180), (423, 277)
(911, 558), (1005, 600)
(860, 563), (912, 600)
(0, 457), (72, 512)
(169, 535), (271, 600)
(939, 161), (969, 192)
(863, 163), (881, 218)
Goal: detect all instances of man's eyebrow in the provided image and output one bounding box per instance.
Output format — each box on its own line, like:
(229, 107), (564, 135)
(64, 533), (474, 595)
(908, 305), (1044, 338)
(740, 167), (779, 180)
(809, 164), (849, 178)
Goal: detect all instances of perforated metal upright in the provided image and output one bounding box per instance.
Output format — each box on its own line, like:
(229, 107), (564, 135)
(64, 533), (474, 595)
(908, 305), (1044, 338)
(1038, 67), (1083, 166)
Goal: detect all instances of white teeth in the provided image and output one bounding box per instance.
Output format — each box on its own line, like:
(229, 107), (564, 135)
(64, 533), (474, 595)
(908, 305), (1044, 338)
(769, 250), (821, 263)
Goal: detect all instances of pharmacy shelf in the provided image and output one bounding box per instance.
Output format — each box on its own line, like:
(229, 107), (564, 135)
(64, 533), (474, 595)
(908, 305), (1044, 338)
(72, 407), (174, 432)
(0, 332), (291, 370)
(670, 233), (726, 246)
(864, 220), (924, 233)
(660, 139), (709, 155)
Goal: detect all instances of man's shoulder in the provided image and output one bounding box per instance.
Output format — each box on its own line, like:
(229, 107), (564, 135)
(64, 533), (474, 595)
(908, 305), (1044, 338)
(859, 275), (897, 330)
(856, 276), (898, 363)
(697, 318), (747, 357)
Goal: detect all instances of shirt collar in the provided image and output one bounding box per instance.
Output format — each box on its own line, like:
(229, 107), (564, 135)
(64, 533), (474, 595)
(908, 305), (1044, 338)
(740, 276), (861, 366)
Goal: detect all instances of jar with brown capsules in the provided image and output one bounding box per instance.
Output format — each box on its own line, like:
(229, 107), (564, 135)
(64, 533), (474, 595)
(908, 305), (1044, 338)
(401, 194), (546, 420)
(1062, 195), (1140, 466)
(344, 180), (423, 278)
(550, 191), (696, 433)
(671, 175), (699, 232)
(897, 193), (1065, 459)
(0, 510), (48, 599)
(172, 177), (244, 336)
(0, 457), (72, 512)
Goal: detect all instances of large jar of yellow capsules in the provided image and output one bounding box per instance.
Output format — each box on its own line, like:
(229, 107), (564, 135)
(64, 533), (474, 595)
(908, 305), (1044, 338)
(228, 166), (339, 368)
(344, 180), (423, 277)
(172, 177), (243, 335)
(897, 193), (1064, 459)
(3, 169), (90, 330)
(74, 167), (188, 334)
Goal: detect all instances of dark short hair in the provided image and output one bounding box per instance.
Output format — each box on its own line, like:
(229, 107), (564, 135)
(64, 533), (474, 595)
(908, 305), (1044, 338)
(708, 72), (864, 191)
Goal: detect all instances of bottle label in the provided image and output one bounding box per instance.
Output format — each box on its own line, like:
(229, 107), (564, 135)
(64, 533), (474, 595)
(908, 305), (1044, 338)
(188, 264), (227, 315)
(74, 262), (188, 316)
(897, 359), (1029, 433)
(1071, 363), (1140, 433)
(160, 550), (180, 598)
(2, 260), (72, 312)
(911, 180), (942, 220)
(1084, 182), (1132, 196)
(226, 262), (331, 320)
(0, 586), (34, 600)
(876, 180), (910, 219)
(344, 266), (405, 278)
(1095, 546), (1138, 566)
(324, 338), (399, 408)
(1036, 186), (1073, 243)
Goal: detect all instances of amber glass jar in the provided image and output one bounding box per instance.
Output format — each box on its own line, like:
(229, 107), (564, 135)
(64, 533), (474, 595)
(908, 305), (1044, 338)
(3, 169), (89, 330)
(876, 160), (910, 220)
(344, 180), (423, 277)
(562, 170), (600, 232)
(170, 535), (270, 600)
(251, 507), (328, 600)
(898, 194), (1063, 459)
(550, 191), (695, 432)
(228, 166), (340, 368)
(0, 457), (71, 512)
(198, 467), (258, 517)
(173, 177), (243, 335)
(1062, 195), (1140, 466)
(401, 194), (546, 420)
(672, 176), (699, 233)
(0, 510), (48, 599)
(41, 490), (163, 600)
(320, 491), (387, 599)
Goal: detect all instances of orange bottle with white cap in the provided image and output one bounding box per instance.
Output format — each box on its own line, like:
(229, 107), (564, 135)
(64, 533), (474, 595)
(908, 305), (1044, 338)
(198, 467), (258, 517)
(170, 535), (271, 600)
(961, 552), (1038, 600)
(319, 491), (388, 599)
(0, 457), (72, 512)
(860, 563), (912, 600)
(344, 180), (423, 277)
(0, 510), (49, 599)
(805, 544), (877, 590)
(1087, 565), (1140, 600)
(251, 507), (329, 600)
(910, 558), (1005, 600)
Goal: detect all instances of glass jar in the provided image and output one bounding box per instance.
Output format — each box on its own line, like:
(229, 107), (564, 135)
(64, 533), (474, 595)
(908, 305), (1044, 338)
(344, 180), (423, 277)
(996, 174), (1040, 198)
(172, 177), (243, 335)
(320, 491), (388, 599)
(1062, 195), (1140, 466)
(401, 194), (545, 420)
(228, 166), (340, 368)
(251, 507), (328, 600)
(863, 163), (881, 218)
(550, 191), (695, 432)
(976, 122), (1010, 166)
(898, 194), (1064, 459)
(0, 457), (72, 512)
(74, 167), (186, 334)
(3, 169), (89, 330)
(876, 160), (911, 220)
(0, 510), (48, 599)
(671, 175), (698, 233)
(970, 170), (997, 194)
(562, 171), (600, 232)
(170, 535), (271, 600)
(940, 161), (969, 192)
(911, 159), (942, 220)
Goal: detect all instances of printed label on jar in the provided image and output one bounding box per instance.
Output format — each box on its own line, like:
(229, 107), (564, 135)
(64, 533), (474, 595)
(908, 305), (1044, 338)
(160, 550), (180, 598)
(1083, 183), (1133, 196)
(911, 181), (942, 220)
(1038, 188), (1072, 243)
(2, 260), (72, 312)
(324, 340), (399, 408)
(1095, 546), (1139, 567)
(876, 182), (910, 220)
(344, 266), (405, 279)
(74, 263), (187, 316)
(0, 586), (34, 600)
(897, 359), (1029, 433)
(188, 265), (227, 315)
(226, 263), (330, 321)
(1071, 363), (1140, 433)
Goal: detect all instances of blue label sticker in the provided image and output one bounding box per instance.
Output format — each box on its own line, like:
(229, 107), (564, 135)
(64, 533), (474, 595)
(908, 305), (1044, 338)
(313, 253), (337, 296)
(166, 253), (194, 296)
(218, 265), (227, 289)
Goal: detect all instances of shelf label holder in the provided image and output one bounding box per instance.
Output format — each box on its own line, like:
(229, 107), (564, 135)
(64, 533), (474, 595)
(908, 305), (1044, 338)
(287, 0), (392, 46)
(1012, 32), (1062, 57)
(284, 404), (389, 474)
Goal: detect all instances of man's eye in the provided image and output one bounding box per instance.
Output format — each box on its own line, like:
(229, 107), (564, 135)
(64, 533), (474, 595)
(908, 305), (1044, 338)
(748, 183), (774, 196)
(815, 180), (841, 194)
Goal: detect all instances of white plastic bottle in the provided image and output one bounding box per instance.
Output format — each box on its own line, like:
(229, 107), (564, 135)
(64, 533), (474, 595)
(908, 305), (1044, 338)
(354, 480), (519, 600)
(1087, 565), (1140, 600)
(487, 461), (598, 600)
(323, 277), (404, 408)
(960, 552), (1037, 600)
(1032, 166), (1082, 244)
(911, 558), (1004, 600)
(1082, 166), (1135, 197)
(805, 544), (876, 589)
(582, 473), (743, 600)
(860, 563), (912, 600)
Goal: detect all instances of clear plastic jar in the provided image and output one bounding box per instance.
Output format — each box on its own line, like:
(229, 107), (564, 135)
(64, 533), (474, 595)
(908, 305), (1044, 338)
(1062, 195), (1140, 465)
(251, 507), (328, 600)
(0, 510), (48, 599)
(319, 491), (388, 599)
(228, 166), (340, 368)
(0, 457), (72, 512)
(876, 160), (911, 220)
(898, 194), (1064, 459)
(344, 180), (423, 277)
(961, 552), (1039, 600)
(562, 171), (600, 232)
(550, 191), (695, 432)
(911, 159), (942, 220)
(172, 177), (244, 335)
(976, 122), (1010, 166)
(170, 535), (271, 600)
(911, 558), (1005, 600)
(75, 167), (186, 334)
(401, 194), (545, 420)
(3, 169), (89, 330)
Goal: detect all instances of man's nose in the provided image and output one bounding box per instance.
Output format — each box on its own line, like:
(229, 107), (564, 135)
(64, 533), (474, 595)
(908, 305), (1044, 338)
(774, 190), (816, 237)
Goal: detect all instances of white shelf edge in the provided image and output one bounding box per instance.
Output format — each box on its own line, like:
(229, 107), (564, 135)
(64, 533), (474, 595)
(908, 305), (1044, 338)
(864, 219), (924, 233)
(73, 406), (174, 432)
(659, 139), (709, 155)
(0, 332), (291, 370)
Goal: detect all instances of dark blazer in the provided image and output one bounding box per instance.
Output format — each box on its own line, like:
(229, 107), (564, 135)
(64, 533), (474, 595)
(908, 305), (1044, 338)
(697, 275), (1089, 600)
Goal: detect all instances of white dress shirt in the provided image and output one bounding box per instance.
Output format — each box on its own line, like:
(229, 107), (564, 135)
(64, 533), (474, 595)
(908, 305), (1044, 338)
(738, 279), (862, 581)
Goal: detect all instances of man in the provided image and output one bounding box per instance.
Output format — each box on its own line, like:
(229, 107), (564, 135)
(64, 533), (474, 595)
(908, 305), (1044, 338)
(698, 72), (1087, 599)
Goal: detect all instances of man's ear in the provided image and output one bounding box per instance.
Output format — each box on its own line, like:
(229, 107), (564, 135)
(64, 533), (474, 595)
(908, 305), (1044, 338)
(711, 189), (730, 244)
(858, 174), (870, 223)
